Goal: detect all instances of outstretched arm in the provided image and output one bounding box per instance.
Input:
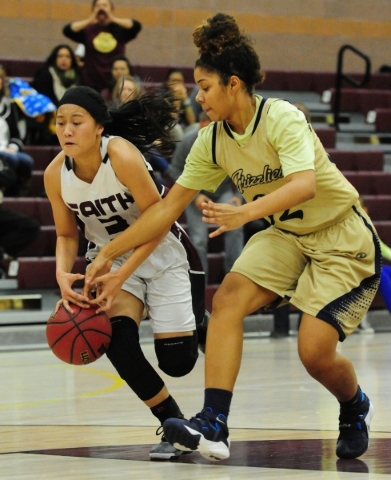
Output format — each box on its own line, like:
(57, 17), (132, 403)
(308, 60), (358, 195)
(202, 170), (316, 237)
(83, 138), (199, 292)
(84, 182), (198, 289)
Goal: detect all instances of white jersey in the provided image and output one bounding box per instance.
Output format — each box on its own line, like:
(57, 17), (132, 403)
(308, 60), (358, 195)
(60, 135), (188, 279)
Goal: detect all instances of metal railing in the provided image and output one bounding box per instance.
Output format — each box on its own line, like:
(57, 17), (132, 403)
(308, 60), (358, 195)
(334, 44), (371, 131)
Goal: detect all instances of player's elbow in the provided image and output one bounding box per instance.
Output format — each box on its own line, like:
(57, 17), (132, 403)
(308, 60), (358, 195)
(305, 182), (316, 201)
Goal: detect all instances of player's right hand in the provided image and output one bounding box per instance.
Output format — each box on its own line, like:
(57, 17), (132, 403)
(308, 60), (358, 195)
(56, 270), (90, 312)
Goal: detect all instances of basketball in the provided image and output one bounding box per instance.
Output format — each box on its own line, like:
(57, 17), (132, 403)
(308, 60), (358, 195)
(46, 303), (112, 365)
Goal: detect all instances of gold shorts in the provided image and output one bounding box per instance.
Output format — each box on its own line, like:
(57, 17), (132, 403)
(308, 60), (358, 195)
(232, 205), (381, 340)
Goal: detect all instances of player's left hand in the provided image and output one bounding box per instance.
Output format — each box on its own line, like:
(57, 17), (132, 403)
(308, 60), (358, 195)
(201, 200), (245, 237)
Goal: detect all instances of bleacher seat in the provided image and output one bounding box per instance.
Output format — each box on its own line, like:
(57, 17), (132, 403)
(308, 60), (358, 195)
(367, 108), (391, 133)
(17, 225), (87, 257)
(2, 197), (53, 225)
(30, 170), (45, 197)
(328, 88), (391, 114)
(17, 256), (86, 289)
(326, 149), (384, 171)
(361, 196), (391, 221)
(314, 127), (336, 148)
(0, 57), (42, 80)
(373, 221), (391, 250)
(25, 146), (61, 170)
(343, 172), (391, 195)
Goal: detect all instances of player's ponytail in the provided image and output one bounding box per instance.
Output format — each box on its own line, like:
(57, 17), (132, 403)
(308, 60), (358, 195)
(106, 87), (178, 155)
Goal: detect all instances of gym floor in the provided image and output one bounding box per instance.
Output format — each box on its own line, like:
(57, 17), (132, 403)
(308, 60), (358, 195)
(1, 330), (391, 479)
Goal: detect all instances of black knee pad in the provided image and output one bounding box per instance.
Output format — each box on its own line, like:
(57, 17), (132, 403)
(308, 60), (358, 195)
(154, 331), (198, 377)
(106, 316), (164, 401)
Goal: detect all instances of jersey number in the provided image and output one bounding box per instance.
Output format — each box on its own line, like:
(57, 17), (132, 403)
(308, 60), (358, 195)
(252, 194), (304, 226)
(98, 215), (130, 235)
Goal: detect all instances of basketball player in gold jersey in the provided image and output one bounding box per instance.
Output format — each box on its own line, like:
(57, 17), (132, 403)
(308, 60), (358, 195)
(84, 13), (381, 462)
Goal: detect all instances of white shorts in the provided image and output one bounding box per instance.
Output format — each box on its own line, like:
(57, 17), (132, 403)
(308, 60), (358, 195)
(91, 231), (196, 334)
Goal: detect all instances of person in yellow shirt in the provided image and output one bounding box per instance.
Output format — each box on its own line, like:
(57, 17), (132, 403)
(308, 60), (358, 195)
(83, 13), (380, 462)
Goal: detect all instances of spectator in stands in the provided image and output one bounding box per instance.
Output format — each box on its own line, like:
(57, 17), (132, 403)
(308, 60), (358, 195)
(62, 0), (142, 92)
(189, 85), (203, 122)
(111, 74), (140, 104)
(31, 44), (81, 146)
(0, 66), (26, 143)
(31, 44), (82, 107)
(0, 156), (40, 277)
(166, 110), (243, 282)
(101, 55), (140, 104)
(110, 75), (168, 183)
(164, 68), (196, 132)
(0, 117), (34, 196)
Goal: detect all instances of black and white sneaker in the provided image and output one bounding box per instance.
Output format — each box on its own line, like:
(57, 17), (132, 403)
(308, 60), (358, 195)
(163, 407), (230, 461)
(149, 427), (186, 460)
(336, 392), (374, 459)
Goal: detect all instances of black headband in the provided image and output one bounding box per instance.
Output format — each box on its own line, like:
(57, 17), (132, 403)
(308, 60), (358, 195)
(58, 88), (110, 124)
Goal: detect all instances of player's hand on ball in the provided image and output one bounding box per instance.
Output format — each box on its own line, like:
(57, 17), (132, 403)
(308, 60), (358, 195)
(56, 270), (90, 312)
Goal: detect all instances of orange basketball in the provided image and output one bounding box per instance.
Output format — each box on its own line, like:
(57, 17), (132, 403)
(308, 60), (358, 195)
(46, 303), (112, 365)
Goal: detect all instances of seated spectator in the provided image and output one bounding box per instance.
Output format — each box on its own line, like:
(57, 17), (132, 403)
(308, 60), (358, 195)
(32, 44), (82, 106)
(30, 44), (81, 146)
(164, 68), (196, 132)
(8, 78), (57, 146)
(0, 156), (40, 277)
(188, 84), (203, 122)
(111, 74), (140, 104)
(101, 55), (140, 104)
(166, 111), (244, 282)
(0, 66), (26, 143)
(62, 0), (142, 92)
(0, 117), (34, 196)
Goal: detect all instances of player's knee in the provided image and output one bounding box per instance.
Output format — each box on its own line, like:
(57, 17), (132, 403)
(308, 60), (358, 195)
(154, 332), (198, 377)
(106, 316), (164, 401)
(299, 344), (332, 378)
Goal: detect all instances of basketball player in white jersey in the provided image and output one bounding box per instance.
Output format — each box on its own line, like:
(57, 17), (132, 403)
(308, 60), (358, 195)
(84, 14), (381, 462)
(44, 85), (207, 460)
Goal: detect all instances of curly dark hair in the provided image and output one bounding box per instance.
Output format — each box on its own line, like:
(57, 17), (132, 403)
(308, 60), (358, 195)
(193, 13), (264, 94)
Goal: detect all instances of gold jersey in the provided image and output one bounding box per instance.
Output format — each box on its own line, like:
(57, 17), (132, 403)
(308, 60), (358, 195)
(177, 96), (359, 235)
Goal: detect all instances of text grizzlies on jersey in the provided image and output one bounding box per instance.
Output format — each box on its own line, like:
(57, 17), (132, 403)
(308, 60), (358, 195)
(231, 166), (283, 194)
